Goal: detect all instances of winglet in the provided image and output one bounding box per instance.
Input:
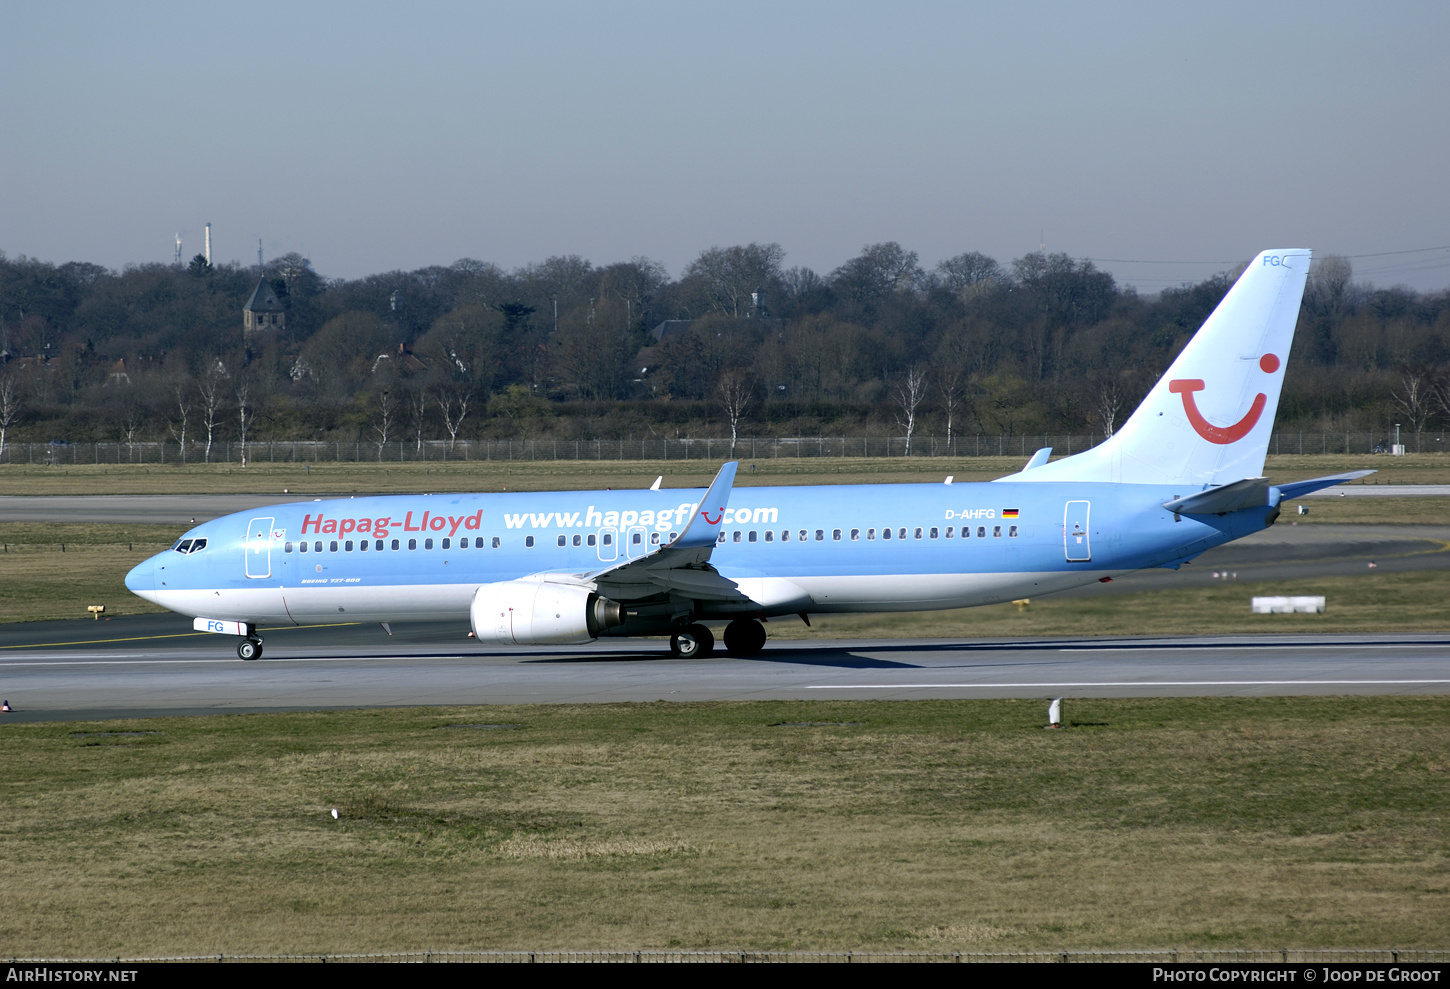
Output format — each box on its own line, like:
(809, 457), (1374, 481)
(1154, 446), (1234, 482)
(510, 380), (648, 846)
(671, 461), (738, 549)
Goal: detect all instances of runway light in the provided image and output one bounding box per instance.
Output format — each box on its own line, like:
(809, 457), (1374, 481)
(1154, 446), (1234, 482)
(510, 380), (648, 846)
(1047, 698), (1061, 728)
(1, 700), (10, 713)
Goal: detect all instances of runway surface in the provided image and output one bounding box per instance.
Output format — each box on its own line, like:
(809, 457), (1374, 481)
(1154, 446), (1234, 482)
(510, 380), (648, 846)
(1, 613), (1447, 723)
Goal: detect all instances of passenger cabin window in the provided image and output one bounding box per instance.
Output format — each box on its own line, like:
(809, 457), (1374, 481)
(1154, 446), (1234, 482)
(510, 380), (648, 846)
(914, 527), (923, 539)
(732, 531), (741, 543)
(573, 534), (582, 547)
(930, 528), (939, 539)
(314, 541), (323, 552)
(425, 538), (434, 550)
(882, 527), (891, 540)
(799, 530), (807, 542)
(866, 528), (875, 540)
(344, 540), (354, 552)
(391, 539), (400, 550)
(524, 536), (534, 548)
(651, 532), (661, 544)
(299, 541), (308, 553)
(284, 541), (293, 553)
(833, 529), (842, 541)
(898, 528), (907, 540)
(993, 526), (1001, 537)
(946, 527), (954, 538)
(587, 534), (596, 547)
(1009, 525), (1019, 537)
(748, 530), (758, 542)
(408, 539), (417, 550)
(491, 536), (501, 548)
(815, 529), (824, 541)
(359, 539), (368, 551)
(781, 530), (790, 542)
(557, 535), (566, 547)
(443, 538), (452, 549)
(632, 532), (642, 545)
(330, 540), (339, 552)
(765, 530), (774, 542)
(977, 526), (986, 538)
(850, 528), (860, 541)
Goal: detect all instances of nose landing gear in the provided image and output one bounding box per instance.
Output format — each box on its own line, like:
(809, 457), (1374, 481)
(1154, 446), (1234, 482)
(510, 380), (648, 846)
(237, 635), (263, 661)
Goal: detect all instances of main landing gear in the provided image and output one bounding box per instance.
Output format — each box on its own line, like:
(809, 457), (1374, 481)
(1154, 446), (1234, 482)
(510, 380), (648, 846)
(669, 624), (714, 659)
(722, 618), (766, 658)
(237, 635), (263, 661)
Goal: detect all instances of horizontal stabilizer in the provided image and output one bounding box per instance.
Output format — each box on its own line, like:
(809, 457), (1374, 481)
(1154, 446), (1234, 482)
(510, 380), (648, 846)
(1021, 448), (1052, 471)
(1163, 477), (1271, 516)
(1276, 470), (1376, 501)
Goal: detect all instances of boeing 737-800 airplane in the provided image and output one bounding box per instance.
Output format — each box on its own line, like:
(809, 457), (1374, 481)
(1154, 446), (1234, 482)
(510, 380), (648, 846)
(126, 249), (1370, 660)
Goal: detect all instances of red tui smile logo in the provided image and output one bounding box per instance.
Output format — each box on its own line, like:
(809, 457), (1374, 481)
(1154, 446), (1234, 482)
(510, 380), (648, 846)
(1169, 354), (1280, 445)
(701, 509), (723, 525)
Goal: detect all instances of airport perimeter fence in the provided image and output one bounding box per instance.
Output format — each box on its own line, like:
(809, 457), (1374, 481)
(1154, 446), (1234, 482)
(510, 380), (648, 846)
(3, 431), (1445, 466)
(12, 949), (1450, 964)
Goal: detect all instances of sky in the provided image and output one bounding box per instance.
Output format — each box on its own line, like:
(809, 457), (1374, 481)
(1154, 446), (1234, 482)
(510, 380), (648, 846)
(2, 0), (1448, 292)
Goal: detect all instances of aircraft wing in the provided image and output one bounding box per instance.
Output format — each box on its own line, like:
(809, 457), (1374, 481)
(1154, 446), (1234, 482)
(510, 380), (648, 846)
(580, 461), (749, 602)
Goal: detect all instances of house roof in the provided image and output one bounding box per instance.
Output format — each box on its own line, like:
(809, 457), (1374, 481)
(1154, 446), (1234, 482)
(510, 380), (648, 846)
(244, 277), (285, 313)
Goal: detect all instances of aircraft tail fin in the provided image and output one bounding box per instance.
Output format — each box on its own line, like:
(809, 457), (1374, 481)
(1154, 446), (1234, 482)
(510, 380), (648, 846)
(1002, 249), (1311, 488)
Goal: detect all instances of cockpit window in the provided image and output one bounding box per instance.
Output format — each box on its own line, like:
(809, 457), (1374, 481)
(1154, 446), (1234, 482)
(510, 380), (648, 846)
(174, 539), (193, 553)
(173, 538), (207, 554)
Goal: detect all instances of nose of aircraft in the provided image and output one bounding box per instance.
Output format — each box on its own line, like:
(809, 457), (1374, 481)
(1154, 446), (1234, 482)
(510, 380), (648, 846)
(125, 555), (156, 596)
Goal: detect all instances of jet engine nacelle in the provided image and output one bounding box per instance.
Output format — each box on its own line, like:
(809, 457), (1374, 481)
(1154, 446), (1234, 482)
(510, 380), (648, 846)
(469, 579), (625, 645)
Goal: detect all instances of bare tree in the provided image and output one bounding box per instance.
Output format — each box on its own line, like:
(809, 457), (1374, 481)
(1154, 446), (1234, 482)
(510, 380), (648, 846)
(1094, 376), (1124, 439)
(410, 388), (429, 454)
(716, 368), (754, 456)
(937, 365), (967, 451)
(119, 404), (145, 462)
(437, 386), (473, 455)
(684, 243), (786, 317)
(1391, 371), (1435, 449)
(166, 378), (192, 463)
(893, 365), (929, 455)
(373, 390), (397, 460)
(197, 363), (226, 463)
(236, 382), (250, 466)
(0, 373), (19, 464)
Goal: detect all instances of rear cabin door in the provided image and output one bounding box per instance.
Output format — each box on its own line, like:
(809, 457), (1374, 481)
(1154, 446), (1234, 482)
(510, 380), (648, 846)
(1063, 501), (1091, 562)
(245, 516), (275, 578)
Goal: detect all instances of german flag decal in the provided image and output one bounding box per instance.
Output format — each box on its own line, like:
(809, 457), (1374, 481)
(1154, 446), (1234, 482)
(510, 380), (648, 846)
(1001, 508), (1020, 519)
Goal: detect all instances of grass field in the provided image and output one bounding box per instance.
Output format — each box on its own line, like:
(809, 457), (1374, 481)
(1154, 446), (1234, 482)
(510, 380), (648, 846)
(1, 453), (1447, 495)
(2, 698), (1446, 954)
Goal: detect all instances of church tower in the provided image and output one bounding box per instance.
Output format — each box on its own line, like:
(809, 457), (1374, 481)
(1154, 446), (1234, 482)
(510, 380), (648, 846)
(243, 277), (286, 338)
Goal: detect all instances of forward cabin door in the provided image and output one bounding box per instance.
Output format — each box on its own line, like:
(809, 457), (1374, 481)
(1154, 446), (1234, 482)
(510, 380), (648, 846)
(245, 516), (275, 578)
(1063, 501), (1091, 562)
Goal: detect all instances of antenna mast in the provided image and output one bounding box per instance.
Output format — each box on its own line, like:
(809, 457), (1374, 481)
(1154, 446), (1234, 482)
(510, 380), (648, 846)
(174, 233), (182, 265)
(258, 238), (264, 269)
(205, 223), (212, 265)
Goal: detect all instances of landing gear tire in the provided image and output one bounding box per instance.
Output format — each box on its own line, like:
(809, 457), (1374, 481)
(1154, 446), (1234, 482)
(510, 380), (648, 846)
(237, 638), (262, 661)
(670, 623), (714, 659)
(723, 618), (766, 657)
